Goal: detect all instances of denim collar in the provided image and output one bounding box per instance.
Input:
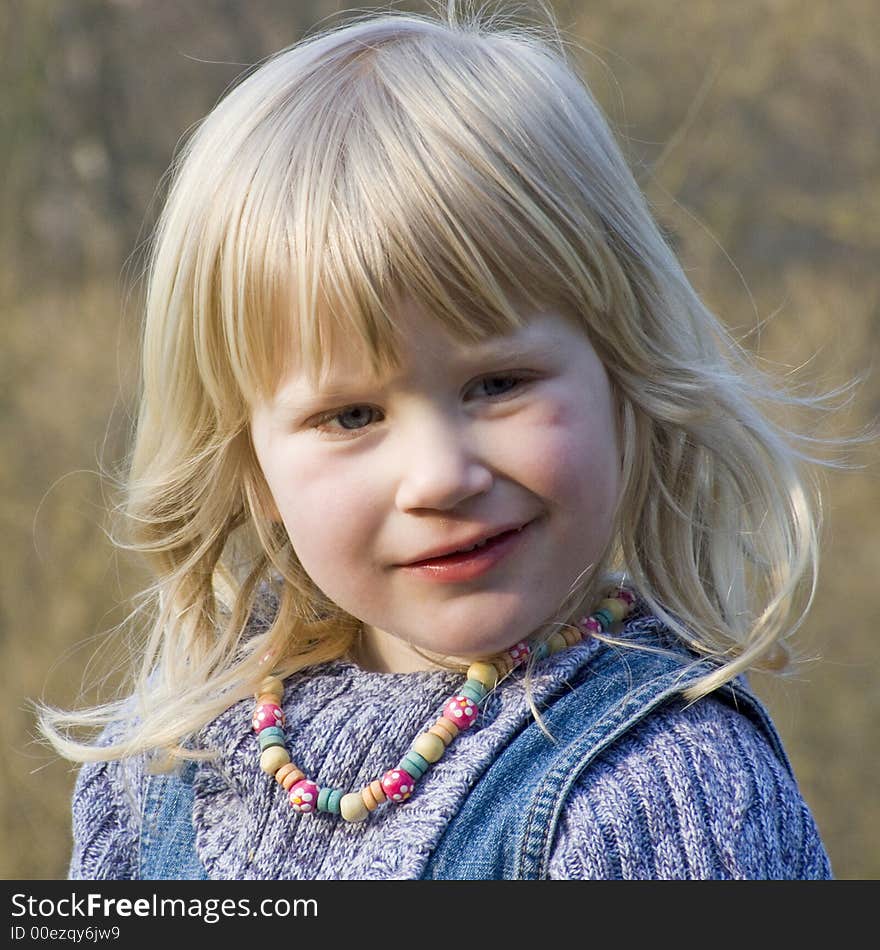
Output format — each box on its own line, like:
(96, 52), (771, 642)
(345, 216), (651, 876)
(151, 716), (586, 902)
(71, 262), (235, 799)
(186, 631), (620, 879)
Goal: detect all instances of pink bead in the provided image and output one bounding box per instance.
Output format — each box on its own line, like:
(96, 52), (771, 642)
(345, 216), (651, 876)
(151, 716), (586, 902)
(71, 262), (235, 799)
(614, 589), (635, 605)
(288, 779), (319, 813)
(507, 641), (530, 665)
(252, 702), (284, 733)
(580, 616), (602, 636)
(381, 769), (416, 802)
(442, 695), (479, 730)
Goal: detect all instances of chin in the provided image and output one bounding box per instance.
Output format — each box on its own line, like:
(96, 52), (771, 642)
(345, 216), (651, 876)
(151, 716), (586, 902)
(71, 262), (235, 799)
(429, 625), (532, 663)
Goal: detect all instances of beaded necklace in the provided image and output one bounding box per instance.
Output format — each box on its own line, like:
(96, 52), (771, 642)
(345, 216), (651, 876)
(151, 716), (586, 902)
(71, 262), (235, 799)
(252, 588), (635, 822)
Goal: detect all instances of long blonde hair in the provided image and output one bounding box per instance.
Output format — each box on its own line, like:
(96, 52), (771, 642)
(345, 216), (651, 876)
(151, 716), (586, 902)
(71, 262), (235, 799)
(39, 2), (839, 765)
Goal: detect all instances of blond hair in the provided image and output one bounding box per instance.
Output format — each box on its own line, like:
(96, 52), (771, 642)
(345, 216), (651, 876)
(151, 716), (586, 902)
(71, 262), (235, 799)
(40, 2), (838, 765)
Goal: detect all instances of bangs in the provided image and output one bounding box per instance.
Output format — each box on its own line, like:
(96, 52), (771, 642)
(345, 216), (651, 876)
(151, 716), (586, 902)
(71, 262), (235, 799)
(205, 17), (620, 403)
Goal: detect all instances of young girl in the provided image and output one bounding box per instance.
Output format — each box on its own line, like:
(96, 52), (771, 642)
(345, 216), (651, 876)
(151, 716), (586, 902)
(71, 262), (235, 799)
(42, 3), (836, 880)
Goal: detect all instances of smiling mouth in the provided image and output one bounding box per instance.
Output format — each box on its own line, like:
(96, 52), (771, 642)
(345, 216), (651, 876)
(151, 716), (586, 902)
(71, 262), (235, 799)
(408, 525), (528, 566)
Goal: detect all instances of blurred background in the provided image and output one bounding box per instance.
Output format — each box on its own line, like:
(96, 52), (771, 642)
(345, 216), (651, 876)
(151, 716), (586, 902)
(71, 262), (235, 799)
(2, 0), (877, 879)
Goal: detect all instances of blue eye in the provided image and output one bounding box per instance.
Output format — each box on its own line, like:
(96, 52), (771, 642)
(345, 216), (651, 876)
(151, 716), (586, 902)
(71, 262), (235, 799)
(313, 373), (530, 438)
(327, 406), (378, 430)
(475, 375), (522, 398)
(311, 404), (382, 436)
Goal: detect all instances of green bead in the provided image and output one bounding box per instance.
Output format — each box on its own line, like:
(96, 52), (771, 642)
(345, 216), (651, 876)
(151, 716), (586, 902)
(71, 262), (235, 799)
(317, 787), (344, 813)
(327, 789), (343, 814)
(532, 641), (550, 660)
(593, 608), (614, 630)
(399, 752), (428, 779)
(465, 678), (488, 697)
(258, 728), (285, 750)
(258, 725), (285, 740)
(459, 680), (486, 703)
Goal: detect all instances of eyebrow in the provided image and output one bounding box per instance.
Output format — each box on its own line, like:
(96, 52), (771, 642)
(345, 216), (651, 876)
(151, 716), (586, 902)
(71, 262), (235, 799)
(273, 386), (355, 412)
(466, 337), (552, 362)
(273, 333), (562, 410)
(428, 332), (568, 371)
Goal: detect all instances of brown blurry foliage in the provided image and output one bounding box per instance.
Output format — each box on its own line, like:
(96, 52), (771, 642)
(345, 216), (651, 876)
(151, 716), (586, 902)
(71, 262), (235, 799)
(2, 0), (877, 879)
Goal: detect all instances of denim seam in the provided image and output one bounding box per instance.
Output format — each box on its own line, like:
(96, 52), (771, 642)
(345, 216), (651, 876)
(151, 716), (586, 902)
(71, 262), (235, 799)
(138, 770), (168, 880)
(516, 660), (718, 879)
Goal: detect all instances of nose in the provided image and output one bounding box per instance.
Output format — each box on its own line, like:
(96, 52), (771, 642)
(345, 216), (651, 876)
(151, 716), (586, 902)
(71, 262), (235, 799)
(394, 413), (493, 512)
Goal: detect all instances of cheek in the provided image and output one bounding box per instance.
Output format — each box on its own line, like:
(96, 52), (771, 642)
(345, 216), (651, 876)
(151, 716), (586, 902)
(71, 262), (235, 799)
(267, 454), (380, 573)
(515, 396), (620, 518)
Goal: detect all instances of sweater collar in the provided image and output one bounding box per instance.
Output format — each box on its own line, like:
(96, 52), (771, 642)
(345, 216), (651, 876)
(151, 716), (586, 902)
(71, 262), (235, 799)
(188, 620), (655, 879)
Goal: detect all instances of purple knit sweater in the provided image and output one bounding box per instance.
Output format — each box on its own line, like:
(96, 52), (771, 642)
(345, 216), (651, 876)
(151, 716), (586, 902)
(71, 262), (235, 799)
(68, 629), (832, 880)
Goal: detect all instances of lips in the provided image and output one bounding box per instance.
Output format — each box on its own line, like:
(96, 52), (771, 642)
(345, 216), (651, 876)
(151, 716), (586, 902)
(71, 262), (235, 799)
(419, 528), (518, 564)
(396, 521), (533, 583)
(400, 523), (529, 566)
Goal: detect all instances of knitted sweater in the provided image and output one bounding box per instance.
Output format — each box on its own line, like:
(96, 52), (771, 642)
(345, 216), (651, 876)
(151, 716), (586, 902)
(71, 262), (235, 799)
(69, 619), (832, 880)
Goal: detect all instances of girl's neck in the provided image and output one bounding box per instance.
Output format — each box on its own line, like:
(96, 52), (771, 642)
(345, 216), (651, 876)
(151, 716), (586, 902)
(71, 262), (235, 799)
(349, 624), (467, 674)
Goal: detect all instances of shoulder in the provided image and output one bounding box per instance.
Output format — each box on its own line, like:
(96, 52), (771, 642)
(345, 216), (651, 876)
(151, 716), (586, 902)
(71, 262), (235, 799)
(547, 691), (833, 880)
(68, 727), (143, 880)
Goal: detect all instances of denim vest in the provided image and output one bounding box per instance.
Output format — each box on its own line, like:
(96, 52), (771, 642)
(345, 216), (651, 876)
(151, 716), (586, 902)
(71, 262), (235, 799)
(138, 644), (788, 880)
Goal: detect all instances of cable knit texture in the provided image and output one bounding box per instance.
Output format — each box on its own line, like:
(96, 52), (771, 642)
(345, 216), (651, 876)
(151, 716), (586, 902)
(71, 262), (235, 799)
(69, 724), (143, 880)
(546, 698), (830, 879)
(68, 610), (832, 880)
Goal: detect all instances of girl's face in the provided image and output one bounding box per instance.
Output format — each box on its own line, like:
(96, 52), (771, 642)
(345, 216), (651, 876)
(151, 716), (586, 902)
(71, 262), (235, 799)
(250, 298), (620, 672)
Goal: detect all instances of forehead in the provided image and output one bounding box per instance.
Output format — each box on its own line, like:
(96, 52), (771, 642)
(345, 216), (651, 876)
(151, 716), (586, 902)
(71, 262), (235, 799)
(324, 298), (543, 369)
(275, 301), (574, 400)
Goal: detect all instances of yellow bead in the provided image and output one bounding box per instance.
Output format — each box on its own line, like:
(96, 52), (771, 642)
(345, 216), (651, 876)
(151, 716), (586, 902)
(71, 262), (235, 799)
(412, 732), (446, 763)
(255, 676), (284, 700)
(562, 627), (583, 646)
(340, 792), (369, 822)
(281, 767), (306, 791)
(362, 786), (380, 811)
(369, 779), (387, 804)
(546, 632), (568, 654)
(598, 598), (628, 622)
(428, 724), (453, 745)
(437, 716), (460, 739)
(467, 661), (498, 690)
(275, 762), (296, 785)
(259, 745), (290, 774)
